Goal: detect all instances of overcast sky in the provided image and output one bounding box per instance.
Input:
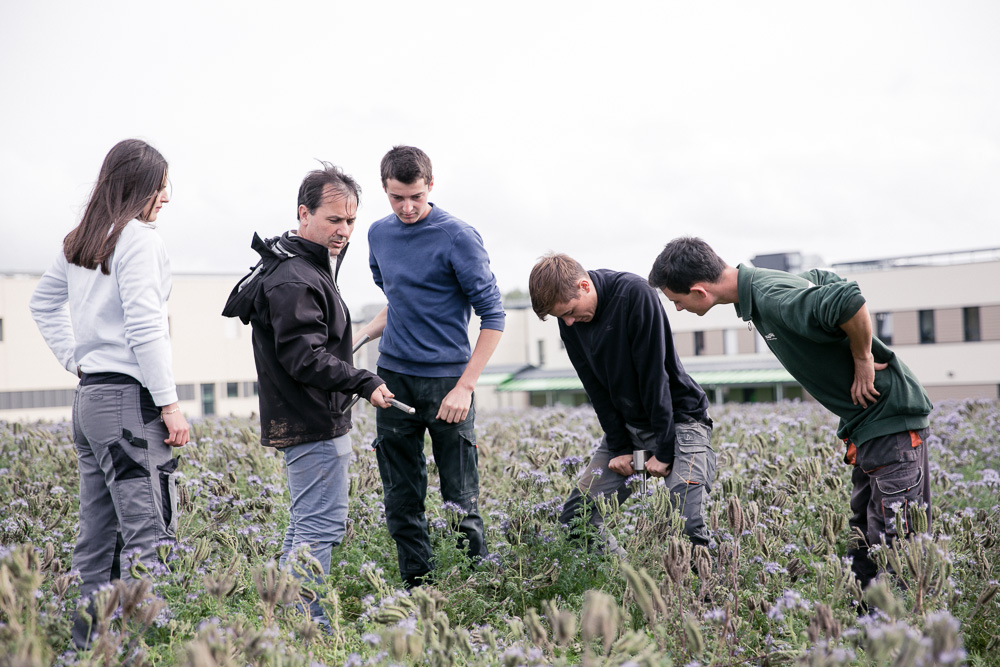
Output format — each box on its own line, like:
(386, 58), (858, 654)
(2, 1), (999, 309)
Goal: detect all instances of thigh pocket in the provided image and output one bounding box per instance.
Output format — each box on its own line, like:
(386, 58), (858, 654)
(875, 464), (924, 539)
(456, 429), (480, 499)
(109, 432), (154, 520)
(157, 458), (180, 536)
(673, 425), (716, 491)
(373, 435), (393, 490)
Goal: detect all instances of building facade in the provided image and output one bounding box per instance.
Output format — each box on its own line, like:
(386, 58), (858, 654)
(3, 249), (998, 422)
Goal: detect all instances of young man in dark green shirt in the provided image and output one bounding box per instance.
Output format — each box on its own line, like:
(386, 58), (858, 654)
(649, 237), (932, 592)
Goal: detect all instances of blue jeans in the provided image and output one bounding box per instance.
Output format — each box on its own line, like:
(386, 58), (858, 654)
(71, 378), (179, 648)
(279, 434), (351, 620)
(373, 367), (486, 587)
(561, 421), (716, 549)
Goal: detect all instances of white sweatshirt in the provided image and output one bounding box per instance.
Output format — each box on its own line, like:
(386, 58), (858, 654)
(29, 219), (179, 406)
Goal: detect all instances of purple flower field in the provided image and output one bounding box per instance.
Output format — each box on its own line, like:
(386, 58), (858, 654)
(1, 399), (998, 665)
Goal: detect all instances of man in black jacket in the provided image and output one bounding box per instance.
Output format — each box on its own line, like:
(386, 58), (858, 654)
(528, 253), (715, 552)
(228, 162), (392, 625)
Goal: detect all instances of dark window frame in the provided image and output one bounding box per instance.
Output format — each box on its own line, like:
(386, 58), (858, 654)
(963, 307), (981, 342)
(918, 310), (935, 344)
(874, 311), (893, 345)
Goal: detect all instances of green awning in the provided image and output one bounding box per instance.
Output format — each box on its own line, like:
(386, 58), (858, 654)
(494, 368), (796, 393)
(497, 377), (584, 392)
(689, 369), (796, 385)
(477, 372), (515, 386)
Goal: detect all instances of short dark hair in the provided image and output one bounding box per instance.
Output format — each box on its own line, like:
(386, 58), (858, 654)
(380, 146), (432, 187)
(648, 237), (727, 293)
(528, 253), (588, 320)
(297, 161), (360, 220)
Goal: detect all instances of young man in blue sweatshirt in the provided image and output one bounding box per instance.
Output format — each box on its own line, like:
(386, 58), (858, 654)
(528, 253), (715, 552)
(355, 146), (505, 588)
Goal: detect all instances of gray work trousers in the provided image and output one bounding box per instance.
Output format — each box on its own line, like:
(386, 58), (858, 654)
(848, 427), (932, 589)
(560, 421), (716, 551)
(278, 434), (351, 622)
(71, 380), (179, 648)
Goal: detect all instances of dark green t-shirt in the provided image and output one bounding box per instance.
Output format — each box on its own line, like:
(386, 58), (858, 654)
(734, 264), (932, 446)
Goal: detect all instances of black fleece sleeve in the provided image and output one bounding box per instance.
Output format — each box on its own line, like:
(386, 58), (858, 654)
(627, 286), (678, 464)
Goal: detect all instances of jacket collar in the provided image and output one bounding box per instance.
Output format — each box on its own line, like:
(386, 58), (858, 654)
(734, 263), (755, 322)
(281, 231), (350, 278)
(588, 269), (608, 321)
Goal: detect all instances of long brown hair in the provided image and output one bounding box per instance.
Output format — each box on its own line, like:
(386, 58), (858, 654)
(63, 139), (168, 274)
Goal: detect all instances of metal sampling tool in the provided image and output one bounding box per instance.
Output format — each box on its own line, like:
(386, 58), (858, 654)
(633, 449), (651, 495)
(343, 334), (415, 414)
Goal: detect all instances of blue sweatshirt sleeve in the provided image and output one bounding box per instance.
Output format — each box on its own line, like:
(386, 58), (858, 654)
(368, 224), (384, 293)
(452, 227), (505, 331)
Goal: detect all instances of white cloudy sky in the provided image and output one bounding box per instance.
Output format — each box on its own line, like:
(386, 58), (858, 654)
(2, 1), (999, 309)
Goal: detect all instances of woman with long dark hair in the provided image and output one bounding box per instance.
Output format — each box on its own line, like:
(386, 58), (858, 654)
(30, 138), (189, 649)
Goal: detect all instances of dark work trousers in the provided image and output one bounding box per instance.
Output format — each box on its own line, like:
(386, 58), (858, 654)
(373, 367), (486, 588)
(848, 428), (931, 590)
(70, 375), (180, 649)
(561, 421), (716, 551)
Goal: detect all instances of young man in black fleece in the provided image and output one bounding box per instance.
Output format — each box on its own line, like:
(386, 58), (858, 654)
(528, 253), (716, 553)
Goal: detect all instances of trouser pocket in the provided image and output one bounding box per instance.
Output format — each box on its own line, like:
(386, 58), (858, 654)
(372, 435), (392, 490)
(109, 429), (155, 520)
(156, 458), (180, 536)
(672, 423), (717, 492)
(873, 463), (924, 541)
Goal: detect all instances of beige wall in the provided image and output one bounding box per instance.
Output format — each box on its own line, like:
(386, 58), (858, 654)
(2, 274), (259, 421)
(6, 258), (1000, 421)
(657, 259), (1000, 402)
(925, 384), (998, 402)
(2, 275), (549, 421)
(892, 310), (920, 346)
(983, 305), (1000, 341)
(703, 330), (725, 356)
(737, 328), (757, 354)
(674, 331), (695, 357)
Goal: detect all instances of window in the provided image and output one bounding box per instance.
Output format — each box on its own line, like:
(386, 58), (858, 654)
(875, 312), (893, 345)
(0, 388), (75, 410)
(201, 383), (216, 416)
(694, 331), (705, 356)
(0, 318), (4, 342)
(964, 307), (981, 342)
(227, 382), (239, 398)
(919, 310), (935, 344)
(537, 339), (546, 366)
(177, 384), (196, 401)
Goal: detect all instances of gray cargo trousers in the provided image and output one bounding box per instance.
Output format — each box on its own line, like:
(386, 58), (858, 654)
(560, 420), (716, 552)
(71, 377), (179, 648)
